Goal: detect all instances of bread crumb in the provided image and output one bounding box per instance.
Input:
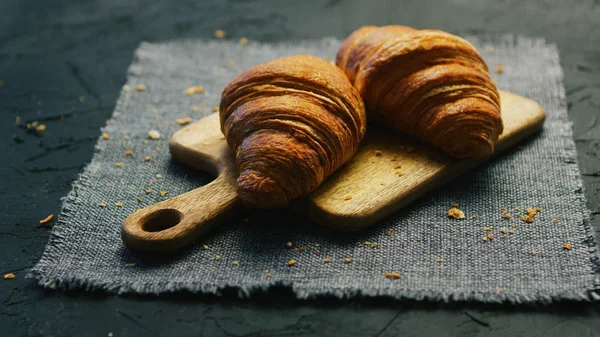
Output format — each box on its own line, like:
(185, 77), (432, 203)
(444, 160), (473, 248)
(215, 255), (221, 261)
(484, 226), (493, 231)
(239, 37), (249, 46)
(487, 233), (494, 241)
(482, 236), (488, 242)
(99, 203), (106, 207)
(125, 263), (136, 267)
(135, 84), (147, 91)
(344, 195), (352, 201)
(374, 150), (382, 156)
(160, 190), (169, 197)
(156, 146), (161, 151)
(214, 29), (226, 39)
(123, 84), (131, 92)
(176, 117), (193, 125)
(212, 106), (219, 112)
(323, 257), (332, 263)
(521, 207), (540, 223)
(500, 227), (507, 233)
(495, 63), (504, 73)
(371, 242), (378, 248)
(553, 219), (559, 223)
(451, 203), (459, 207)
(387, 228), (394, 236)
(145, 189), (153, 194)
(286, 241), (292, 247)
(298, 247), (306, 252)
(485, 45), (495, 53)
(232, 260), (239, 265)
(144, 156), (151, 161)
(435, 257), (443, 263)
(4, 273), (15, 280)
(102, 133), (110, 140)
(136, 197), (142, 202)
(184, 86), (205, 96)
(344, 258), (352, 263)
(148, 130), (161, 139)
(36, 124), (46, 132)
(203, 244), (209, 250)
(115, 162), (123, 167)
(562, 243), (572, 250)
(531, 249), (538, 255)
(287, 259), (296, 266)
(39, 214), (54, 224)
(447, 207), (465, 219)
(385, 272), (401, 279)
(509, 229), (516, 234)
(115, 202), (123, 207)
(124, 150), (133, 156)
(469, 216), (477, 220)
(502, 213), (511, 219)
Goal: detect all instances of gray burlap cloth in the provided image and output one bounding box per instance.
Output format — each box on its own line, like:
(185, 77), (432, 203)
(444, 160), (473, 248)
(30, 36), (598, 303)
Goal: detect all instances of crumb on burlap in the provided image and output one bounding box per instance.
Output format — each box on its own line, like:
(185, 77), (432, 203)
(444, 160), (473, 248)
(115, 202), (123, 207)
(323, 257), (332, 263)
(232, 260), (239, 265)
(531, 250), (538, 255)
(240, 37), (249, 46)
(135, 84), (147, 91)
(125, 263), (136, 268)
(39, 214), (54, 224)
(148, 129), (160, 139)
(287, 259), (296, 266)
(145, 189), (153, 194)
(4, 273), (15, 280)
(102, 132), (110, 140)
(212, 106), (219, 112)
(521, 207), (541, 223)
(115, 162), (123, 167)
(214, 29), (226, 39)
(344, 258), (352, 263)
(500, 227), (507, 233)
(447, 207), (465, 219)
(184, 86), (204, 96)
(385, 272), (401, 279)
(99, 203), (106, 208)
(36, 124), (46, 132)
(176, 117), (193, 125)
(562, 243), (572, 250)
(144, 156), (151, 161)
(124, 150), (133, 156)
(553, 218), (559, 223)
(495, 63), (504, 73)
(136, 197), (142, 202)
(160, 191), (169, 197)
(487, 233), (494, 241)
(286, 241), (292, 247)
(215, 255), (221, 261)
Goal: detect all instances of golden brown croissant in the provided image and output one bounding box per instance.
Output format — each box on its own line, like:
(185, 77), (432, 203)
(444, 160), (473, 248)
(220, 55), (367, 208)
(337, 25), (503, 159)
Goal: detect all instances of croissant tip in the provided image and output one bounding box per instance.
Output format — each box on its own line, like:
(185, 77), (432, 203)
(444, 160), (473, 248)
(237, 170), (288, 208)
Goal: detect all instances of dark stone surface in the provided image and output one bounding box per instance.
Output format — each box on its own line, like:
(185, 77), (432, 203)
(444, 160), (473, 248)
(1, 0), (599, 336)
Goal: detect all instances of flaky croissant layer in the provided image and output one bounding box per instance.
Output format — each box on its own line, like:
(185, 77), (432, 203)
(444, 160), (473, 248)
(220, 55), (367, 208)
(337, 25), (503, 159)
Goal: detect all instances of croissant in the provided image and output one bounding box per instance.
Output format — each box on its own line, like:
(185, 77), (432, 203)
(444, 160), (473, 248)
(220, 55), (367, 208)
(336, 25), (503, 159)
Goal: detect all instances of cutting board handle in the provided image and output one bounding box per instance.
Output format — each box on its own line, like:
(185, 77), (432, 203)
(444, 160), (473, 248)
(121, 136), (243, 253)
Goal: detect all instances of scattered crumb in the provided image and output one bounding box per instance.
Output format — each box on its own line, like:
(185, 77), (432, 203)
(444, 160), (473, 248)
(344, 195), (352, 201)
(115, 202), (123, 207)
(531, 249), (538, 255)
(123, 84), (131, 92)
(502, 213), (511, 219)
(176, 117), (193, 125)
(315, 250), (321, 255)
(203, 244), (209, 250)
(36, 124), (46, 132)
(447, 207), (465, 219)
(115, 162), (123, 167)
(387, 228), (394, 236)
(266, 273), (272, 278)
(485, 45), (494, 53)
(482, 236), (488, 242)
(487, 233), (494, 241)
(498, 287), (503, 293)
(124, 150), (133, 156)
(500, 227), (507, 233)
(356, 241), (363, 247)
(136, 197), (142, 202)
(286, 241), (293, 247)
(212, 106), (219, 112)
(215, 255), (221, 261)
(385, 272), (401, 279)
(99, 203), (106, 207)
(287, 259), (296, 266)
(553, 219), (559, 223)
(435, 257), (443, 263)
(135, 84), (147, 91)
(145, 189), (153, 194)
(371, 242), (378, 248)
(484, 226), (493, 231)
(232, 260), (239, 265)
(562, 243), (572, 250)
(451, 203), (459, 207)
(495, 63), (504, 73)
(214, 29), (226, 39)
(469, 216), (477, 220)
(374, 150), (382, 156)
(521, 207), (541, 223)
(160, 191), (169, 197)
(323, 257), (332, 263)
(125, 263), (136, 268)
(509, 229), (516, 234)
(124, 135), (130, 140)
(39, 214), (54, 225)
(156, 174), (163, 179)
(184, 86), (205, 96)
(148, 130), (161, 139)
(144, 156), (151, 161)
(156, 146), (161, 151)
(4, 273), (15, 280)
(102, 133), (110, 140)
(298, 247), (306, 252)
(344, 258), (352, 263)
(239, 37), (249, 46)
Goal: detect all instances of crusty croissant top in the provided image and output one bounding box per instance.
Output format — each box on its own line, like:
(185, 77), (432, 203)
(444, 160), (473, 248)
(337, 25), (503, 159)
(220, 55), (367, 208)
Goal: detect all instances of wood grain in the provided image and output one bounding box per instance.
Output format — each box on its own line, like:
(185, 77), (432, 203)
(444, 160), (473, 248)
(122, 90), (544, 252)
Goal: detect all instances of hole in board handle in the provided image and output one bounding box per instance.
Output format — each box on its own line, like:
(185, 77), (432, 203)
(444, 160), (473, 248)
(142, 209), (183, 232)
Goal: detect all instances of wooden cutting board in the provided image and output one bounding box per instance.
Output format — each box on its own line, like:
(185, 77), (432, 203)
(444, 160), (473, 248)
(122, 90), (545, 253)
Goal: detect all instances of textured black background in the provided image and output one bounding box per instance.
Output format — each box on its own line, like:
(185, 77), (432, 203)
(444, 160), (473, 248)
(1, 0), (599, 336)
